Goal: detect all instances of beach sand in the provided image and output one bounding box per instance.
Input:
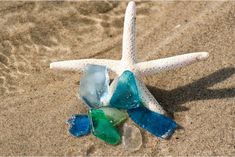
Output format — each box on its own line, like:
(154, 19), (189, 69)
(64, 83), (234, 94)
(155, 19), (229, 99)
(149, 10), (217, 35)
(0, 1), (234, 156)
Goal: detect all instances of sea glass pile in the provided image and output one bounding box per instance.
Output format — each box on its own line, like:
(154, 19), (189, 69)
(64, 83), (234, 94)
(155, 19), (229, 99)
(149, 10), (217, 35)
(67, 64), (177, 146)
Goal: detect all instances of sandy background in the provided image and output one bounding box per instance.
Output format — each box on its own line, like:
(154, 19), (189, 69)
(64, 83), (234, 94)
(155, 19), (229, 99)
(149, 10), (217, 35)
(0, 1), (234, 156)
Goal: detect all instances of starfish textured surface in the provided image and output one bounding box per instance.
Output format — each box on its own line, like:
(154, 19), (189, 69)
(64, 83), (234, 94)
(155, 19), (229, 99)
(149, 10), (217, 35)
(50, 1), (209, 114)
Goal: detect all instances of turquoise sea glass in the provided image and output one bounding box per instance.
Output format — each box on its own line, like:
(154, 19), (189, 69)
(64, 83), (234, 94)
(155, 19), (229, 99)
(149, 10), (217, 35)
(79, 65), (109, 108)
(109, 70), (141, 109)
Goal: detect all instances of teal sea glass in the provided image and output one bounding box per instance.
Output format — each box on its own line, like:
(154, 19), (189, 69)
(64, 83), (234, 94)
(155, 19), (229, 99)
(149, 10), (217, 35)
(79, 65), (109, 108)
(109, 70), (141, 109)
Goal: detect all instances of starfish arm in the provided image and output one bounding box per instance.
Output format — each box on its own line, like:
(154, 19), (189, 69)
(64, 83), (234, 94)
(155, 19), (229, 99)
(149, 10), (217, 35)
(122, 1), (136, 65)
(137, 79), (167, 115)
(50, 59), (120, 73)
(136, 52), (209, 76)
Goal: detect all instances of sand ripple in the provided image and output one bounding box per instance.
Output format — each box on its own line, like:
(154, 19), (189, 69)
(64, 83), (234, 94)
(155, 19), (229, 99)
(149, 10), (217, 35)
(0, 1), (140, 95)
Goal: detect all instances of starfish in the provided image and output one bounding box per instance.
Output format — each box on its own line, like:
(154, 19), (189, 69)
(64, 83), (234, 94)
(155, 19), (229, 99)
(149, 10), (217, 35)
(50, 1), (209, 115)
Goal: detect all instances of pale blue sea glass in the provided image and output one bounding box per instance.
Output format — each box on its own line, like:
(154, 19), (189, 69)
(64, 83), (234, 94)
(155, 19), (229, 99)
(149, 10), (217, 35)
(128, 106), (177, 139)
(67, 114), (91, 137)
(79, 65), (109, 108)
(109, 70), (141, 109)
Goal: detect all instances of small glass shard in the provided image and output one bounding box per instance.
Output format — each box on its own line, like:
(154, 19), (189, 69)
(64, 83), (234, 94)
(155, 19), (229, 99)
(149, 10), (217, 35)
(79, 64), (109, 108)
(89, 109), (121, 145)
(99, 107), (127, 126)
(67, 114), (91, 137)
(109, 70), (141, 109)
(122, 123), (142, 151)
(128, 106), (177, 138)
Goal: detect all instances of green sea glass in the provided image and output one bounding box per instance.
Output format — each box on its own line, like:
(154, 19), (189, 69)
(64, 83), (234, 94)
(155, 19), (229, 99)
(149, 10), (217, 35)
(99, 107), (127, 126)
(89, 109), (121, 145)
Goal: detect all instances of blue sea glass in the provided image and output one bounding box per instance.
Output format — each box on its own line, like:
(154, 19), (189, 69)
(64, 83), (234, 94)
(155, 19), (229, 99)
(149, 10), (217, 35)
(79, 64), (109, 108)
(109, 70), (141, 109)
(67, 114), (91, 137)
(128, 106), (177, 138)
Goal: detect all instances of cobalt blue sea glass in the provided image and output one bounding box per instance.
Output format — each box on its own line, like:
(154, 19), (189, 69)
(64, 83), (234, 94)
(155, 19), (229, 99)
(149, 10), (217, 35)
(128, 106), (177, 138)
(109, 70), (141, 109)
(67, 114), (91, 137)
(79, 65), (109, 108)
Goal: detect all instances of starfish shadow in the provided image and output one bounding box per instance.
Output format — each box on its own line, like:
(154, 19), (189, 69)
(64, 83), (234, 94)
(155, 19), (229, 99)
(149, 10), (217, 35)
(147, 67), (235, 117)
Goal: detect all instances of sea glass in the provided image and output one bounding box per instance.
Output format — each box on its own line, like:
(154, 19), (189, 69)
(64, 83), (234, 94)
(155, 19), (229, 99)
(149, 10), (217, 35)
(99, 107), (127, 126)
(79, 64), (109, 108)
(67, 115), (91, 137)
(109, 70), (141, 109)
(89, 109), (121, 145)
(122, 123), (142, 151)
(128, 106), (177, 138)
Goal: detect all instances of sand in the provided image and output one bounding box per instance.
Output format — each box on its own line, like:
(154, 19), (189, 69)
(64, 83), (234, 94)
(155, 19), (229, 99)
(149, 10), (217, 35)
(0, 1), (234, 156)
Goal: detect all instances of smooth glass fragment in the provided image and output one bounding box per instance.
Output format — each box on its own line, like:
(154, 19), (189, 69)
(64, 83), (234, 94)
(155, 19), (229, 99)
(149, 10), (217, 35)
(79, 64), (109, 108)
(128, 106), (177, 138)
(99, 107), (127, 126)
(89, 109), (121, 145)
(109, 70), (141, 109)
(67, 115), (91, 137)
(122, 123), (142, 151)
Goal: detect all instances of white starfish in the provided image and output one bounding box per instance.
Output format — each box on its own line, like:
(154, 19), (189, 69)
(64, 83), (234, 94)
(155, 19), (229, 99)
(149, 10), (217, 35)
(50, 1), (209, 115)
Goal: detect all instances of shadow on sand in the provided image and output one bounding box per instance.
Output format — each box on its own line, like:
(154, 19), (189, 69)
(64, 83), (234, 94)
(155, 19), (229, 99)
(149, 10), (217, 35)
(147, 67), (235, 117)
